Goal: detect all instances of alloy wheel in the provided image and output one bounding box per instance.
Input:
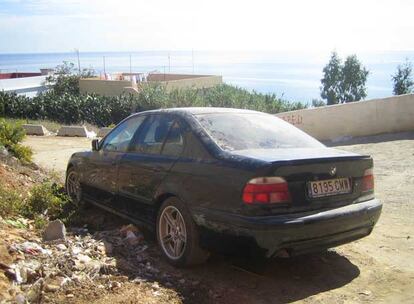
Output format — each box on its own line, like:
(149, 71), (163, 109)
(158, 206), (187, 260)
(66, 170), (81, 203)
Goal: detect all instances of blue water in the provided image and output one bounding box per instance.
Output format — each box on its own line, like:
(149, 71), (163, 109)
(0, 50), (413, 103)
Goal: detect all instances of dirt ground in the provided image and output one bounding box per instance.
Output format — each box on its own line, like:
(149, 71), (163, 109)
(21, 133), (414, 304)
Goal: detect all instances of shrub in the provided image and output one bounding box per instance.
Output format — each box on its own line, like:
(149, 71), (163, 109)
(0, 118), (26, 146)
(0, 118), (32, 162)
(1, 83), (305, 127)
(1, 181), (75, 227)
(0, 185), (23, 217)
(23, 183), (70, 219)
(33, 214), (49, 229)
(9, 143), (33, 163)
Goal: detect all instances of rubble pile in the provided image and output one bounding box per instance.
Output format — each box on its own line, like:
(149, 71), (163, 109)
(0, 221), (155, 303)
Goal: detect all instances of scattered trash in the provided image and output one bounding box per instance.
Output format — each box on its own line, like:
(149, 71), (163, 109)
(3, 222), (150, 300)
(10, 241), (50, 255)
(120, 224), (139, 236)
(125, 230), (143, 246)
(42, 219), (66, 241)
(56, 243), (67, 251)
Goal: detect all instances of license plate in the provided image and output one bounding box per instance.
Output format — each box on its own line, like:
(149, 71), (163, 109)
(308, 178), (351, 198)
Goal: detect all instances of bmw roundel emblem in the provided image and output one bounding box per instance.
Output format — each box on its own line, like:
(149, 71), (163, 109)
(329, 166), (337, 176)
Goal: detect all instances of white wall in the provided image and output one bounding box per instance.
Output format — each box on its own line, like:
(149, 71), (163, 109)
(275, 94), (414, 141)
(0, 76), (48, 97)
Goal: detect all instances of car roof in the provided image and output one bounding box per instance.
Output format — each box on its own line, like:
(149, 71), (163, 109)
(134, 107), (263, 116)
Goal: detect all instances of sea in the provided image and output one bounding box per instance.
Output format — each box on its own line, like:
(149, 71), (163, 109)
(0, 50), (413, 104)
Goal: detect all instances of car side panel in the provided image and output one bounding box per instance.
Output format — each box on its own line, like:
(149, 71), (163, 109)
(116, 153), (177, 222)
(80, 150), (122, 207)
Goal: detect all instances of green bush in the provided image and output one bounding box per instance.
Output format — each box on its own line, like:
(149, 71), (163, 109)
(0, 117), (26, 146)
(9, 143), (33, 163)
(23, 183), (70, 219)
(1, 82), (306, 127)
(33, 214), (49, 229)
(0, 185), (23, 217)
(0, 118), (32, 162)
(1, 181), (74, 227)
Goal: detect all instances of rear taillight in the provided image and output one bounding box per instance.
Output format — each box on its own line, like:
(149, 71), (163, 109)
(242, 177), (291, 204)
(362, 168), (374, 192)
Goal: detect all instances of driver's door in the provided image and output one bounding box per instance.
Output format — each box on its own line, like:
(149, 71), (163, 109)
(82, 115), (147, 207)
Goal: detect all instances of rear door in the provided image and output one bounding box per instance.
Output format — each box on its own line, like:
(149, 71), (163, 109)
(81, 115), (146, 207)
(116, 114), (185, 222)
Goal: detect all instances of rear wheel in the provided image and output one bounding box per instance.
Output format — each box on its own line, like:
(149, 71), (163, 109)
(156, 197), (209, 267)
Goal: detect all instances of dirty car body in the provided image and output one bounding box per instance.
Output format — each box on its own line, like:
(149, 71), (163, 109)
(66, 108), (382, 259)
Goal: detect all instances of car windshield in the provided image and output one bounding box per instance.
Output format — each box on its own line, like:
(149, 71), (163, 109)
(195, 112), (324, 151)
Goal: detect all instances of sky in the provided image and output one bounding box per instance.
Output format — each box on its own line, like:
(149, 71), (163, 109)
(0, 0), (413, 54)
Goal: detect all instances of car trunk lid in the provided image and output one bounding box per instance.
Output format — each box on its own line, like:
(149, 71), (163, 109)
(233, 148), (373, 215)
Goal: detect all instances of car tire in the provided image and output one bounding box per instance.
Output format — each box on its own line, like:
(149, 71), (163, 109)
(65, 167), (84, 207)
(156, 197), (209, 267)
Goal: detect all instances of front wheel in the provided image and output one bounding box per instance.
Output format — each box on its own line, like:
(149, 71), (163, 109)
(65, 168), (83, 206)
(156, 197), (209, 267)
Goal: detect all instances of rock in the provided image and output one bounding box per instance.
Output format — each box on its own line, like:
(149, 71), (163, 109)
(42, 220), (66, 241)
(44, 284), (60, 292)
(359, 290), (372, 296)
(0, 145), (8, 156)
(66, 294), (74, 298)
(25, 278), (43, 303)
(78, 254), (92, 264)
(72, 246), (82, 255)
(110, 281), (121, 289)
(15, 294), (26, 304)
(56, 244), (67, 251)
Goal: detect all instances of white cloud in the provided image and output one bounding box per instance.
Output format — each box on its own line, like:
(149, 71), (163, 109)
(0, 0), (413, 52)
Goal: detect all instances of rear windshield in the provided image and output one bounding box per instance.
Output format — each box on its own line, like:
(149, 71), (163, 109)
(195, 113), (324, 151)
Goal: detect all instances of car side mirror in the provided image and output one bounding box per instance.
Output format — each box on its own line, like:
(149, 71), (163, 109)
(92, 139), (100, 151)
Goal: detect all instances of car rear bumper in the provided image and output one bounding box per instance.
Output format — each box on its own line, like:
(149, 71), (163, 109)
(193, 198), (382, 257)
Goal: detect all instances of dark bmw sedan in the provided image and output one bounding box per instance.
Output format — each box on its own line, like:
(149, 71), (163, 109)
(65, 108), (382, 266)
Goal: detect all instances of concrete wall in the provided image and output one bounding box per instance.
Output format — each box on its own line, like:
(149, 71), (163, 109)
(79, 78), (137, 97)
(276, 94), (414, 141)
(79, 74), (222, 97)
(159, 75), (223, 91)
(147, 74), (215, 82)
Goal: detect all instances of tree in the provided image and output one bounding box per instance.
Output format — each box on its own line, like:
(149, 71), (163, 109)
(341, 55), (369, 102)
(46, 61), (95, 96)
(392, 59), (413, 95)
(320, 52), (369, 104)
(320, 52), (342, 105)
(311, 99), (326, 107)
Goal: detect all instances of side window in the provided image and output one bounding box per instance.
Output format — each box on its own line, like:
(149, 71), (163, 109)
(130, 115), (175, 154)
(101, 116), (146, 152)
(161, 120), (184, 157)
